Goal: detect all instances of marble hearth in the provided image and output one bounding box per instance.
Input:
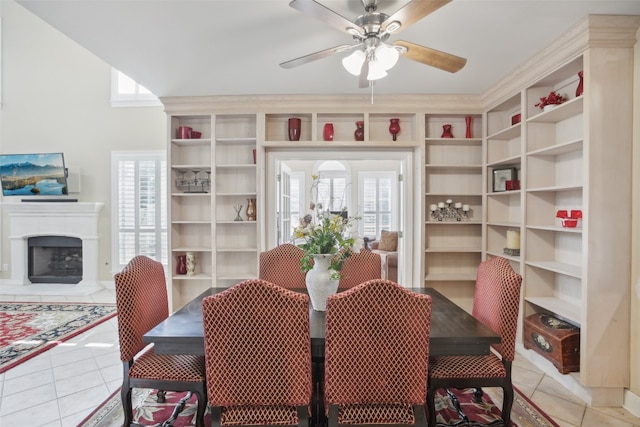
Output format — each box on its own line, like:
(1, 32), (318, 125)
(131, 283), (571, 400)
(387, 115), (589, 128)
(0, 202), (104, 295)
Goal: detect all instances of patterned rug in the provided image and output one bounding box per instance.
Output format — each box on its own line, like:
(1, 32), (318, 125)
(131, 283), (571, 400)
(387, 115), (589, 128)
(0, 302), (117, 373)
(79, 386), (558, 427)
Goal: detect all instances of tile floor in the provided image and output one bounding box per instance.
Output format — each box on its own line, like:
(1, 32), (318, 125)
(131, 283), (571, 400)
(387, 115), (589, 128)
(1, 288), (639, 427)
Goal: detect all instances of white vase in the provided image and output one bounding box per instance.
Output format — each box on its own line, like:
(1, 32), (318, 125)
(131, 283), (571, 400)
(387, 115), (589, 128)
(543, 104), (557, 112)
(186, 251), (196, 276)
(305, 254), (339, 311)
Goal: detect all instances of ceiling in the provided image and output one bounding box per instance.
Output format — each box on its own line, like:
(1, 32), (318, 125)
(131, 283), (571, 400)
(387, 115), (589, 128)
(16, 0), (640, 98)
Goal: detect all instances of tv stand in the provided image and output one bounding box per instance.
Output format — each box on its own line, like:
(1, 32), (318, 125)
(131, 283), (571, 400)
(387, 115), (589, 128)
(21, 198), (78, 203)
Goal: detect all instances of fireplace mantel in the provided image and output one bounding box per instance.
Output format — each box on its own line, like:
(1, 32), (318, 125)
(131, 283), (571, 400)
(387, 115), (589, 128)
(1, 201), (104, 295)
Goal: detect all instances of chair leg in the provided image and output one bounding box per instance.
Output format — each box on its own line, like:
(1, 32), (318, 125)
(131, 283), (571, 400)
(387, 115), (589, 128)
(121, 384), (134, 427)
(502, 384), (514, 426)
(194, 388), (207, 427)
(156, 389), (167, 403)
(426, 386), (437, 427)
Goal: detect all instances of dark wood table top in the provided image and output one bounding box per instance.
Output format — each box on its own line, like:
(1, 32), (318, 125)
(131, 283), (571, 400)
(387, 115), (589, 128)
(144, 287), (500, 357)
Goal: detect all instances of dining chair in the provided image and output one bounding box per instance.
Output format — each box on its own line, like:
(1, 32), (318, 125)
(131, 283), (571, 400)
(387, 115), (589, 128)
(259, 243), (307, 288)
(114, 255), (207, 427)
(324, 279), (432, 427)
(202, 279), (313, 427)
(426, 256), (522, 427)
(337, 249), (382, 289)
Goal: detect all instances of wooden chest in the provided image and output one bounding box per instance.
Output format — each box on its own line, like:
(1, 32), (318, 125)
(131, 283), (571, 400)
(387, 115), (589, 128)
(523, 313), (580, 374)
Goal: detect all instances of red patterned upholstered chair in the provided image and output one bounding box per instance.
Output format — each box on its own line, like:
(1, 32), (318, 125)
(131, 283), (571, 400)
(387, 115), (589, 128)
(337, 249), (382, 290)
(114, 255), (207, 427)
(202, 279), (313, 427)
(427, 256), (522, 427)
(259, 243), (307, 289)
(324, 279), (432, 427)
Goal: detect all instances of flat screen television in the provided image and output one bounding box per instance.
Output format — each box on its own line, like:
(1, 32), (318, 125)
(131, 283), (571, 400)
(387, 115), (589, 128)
(0, 153), (69, 197)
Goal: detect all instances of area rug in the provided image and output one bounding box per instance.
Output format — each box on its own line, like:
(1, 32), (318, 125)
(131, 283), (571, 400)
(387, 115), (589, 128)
(78, 386), (558, 427)
(0, 302), (117, 373)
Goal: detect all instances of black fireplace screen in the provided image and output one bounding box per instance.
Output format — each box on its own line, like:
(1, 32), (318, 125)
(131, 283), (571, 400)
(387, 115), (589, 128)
(28, 236), (82, 284)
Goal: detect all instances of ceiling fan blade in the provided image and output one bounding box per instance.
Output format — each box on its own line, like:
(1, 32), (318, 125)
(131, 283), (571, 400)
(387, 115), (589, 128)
(289, 0), (362, 36)
(394, 40), (466, 73)
(280, 44), (354, 69)
(382, 0), (451, 34)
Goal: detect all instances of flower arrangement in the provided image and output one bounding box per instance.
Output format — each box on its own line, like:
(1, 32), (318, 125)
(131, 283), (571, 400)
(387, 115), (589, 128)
(294, 174), (360, 279)
(535, 91), (567, 109)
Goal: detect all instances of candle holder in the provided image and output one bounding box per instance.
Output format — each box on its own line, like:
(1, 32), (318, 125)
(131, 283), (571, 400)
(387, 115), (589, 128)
(233, 204), (243, 221)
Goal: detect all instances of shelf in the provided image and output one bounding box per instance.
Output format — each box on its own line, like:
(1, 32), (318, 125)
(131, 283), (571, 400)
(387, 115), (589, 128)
(527, 138), (583, 157)
(171, 138), (212, 145)
(215, 192), (257, 197)
(262, 140), (419, 148)
(486, 250), (520, 262)
(425, 138), (482, 144)
(426, 164), (481, 170)
(172, 246), (212, 252)
(172, 274), (212, 280)
(216, 137), (256, 144)
(171, 192), (211, 197)
(425, 221), (482, 225)
(487, 155), (521, 168)
(426, 192), (482, 197)
(526, 260), (581, 279)
(526, 185), (582, 193)
(425, 247), (481, 253)
(487, 190), (521, 197)
(487, 221), (520, 228)
(216, 220), (257, 224)
(172, 164), (210, 169)
(525, 297), (581, 326)
(527, 97), (583, 124)
(216, 247), (258, 252)
(215, 164), (256, 169)
(424, 273), (477, 282)
(487, 124), (521, 140)
(526, 225), (582, 234)
(172, 220), (211, 224)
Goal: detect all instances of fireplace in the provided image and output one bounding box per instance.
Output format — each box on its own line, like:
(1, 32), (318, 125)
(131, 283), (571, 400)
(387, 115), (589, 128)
(28, 236), (83, 284)
(1, 202), (104, 294)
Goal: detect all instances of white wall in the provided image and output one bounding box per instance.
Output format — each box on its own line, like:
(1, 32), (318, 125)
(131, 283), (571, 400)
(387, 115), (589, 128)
(0, 0), (166, 282)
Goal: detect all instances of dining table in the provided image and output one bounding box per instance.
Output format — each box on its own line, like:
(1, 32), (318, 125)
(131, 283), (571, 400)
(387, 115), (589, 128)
(144, 286), (500, 357)
(143, 286), (500, 426)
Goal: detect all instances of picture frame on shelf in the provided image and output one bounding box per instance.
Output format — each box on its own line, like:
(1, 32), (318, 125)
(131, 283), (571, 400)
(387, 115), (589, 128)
(493, 167), (518, 192)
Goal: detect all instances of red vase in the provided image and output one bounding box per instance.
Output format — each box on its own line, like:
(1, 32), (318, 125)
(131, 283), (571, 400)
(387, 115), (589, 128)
(323, 123), (334, 141)
(288, 118), (301, 141)
(576, 71), (584, 97)
(465, 116), (472, 138)
(354, 121), (364, 141)
(441, 124), (453, 138)
(176, 255), (187, 275)
(388, 118), (401, 141)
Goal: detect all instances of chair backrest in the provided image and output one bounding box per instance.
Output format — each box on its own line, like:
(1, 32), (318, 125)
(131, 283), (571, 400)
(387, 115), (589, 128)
(202, 279), (312, 406)
(472, 256), (523, 361)
(324, 279), (432, 406)
(114, 255), (169, 362)
(259, 243), (307, 289)
(338, 249), (382, 289)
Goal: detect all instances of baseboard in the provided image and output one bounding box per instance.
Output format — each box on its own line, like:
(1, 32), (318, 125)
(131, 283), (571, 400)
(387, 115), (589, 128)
(624, 389), (640, 418)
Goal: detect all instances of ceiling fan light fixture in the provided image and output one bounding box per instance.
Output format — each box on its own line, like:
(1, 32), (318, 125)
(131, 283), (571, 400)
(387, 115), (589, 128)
(375, 43), (399, 70)
(342, 50), (365, 76)
(367, 60), (388, 81)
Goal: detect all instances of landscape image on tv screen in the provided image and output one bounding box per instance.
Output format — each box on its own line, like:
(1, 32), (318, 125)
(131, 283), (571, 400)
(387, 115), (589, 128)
(0, 153), (68, 196)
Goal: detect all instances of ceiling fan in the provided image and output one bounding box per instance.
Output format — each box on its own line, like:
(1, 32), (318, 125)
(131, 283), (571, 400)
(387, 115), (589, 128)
(279, 0), (467, 88)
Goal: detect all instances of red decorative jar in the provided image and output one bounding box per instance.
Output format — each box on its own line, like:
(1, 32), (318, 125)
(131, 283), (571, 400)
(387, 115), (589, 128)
(288, 118), (301, 141)
(465, 116), (473, 138)
(354, 121), (365, 141)
(388, 118), (401, 141)
(441, 124), (453, 138)
(323, 123), (334, 141)
(176, 255), (187, 275)
(576, 71), (584, 97)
